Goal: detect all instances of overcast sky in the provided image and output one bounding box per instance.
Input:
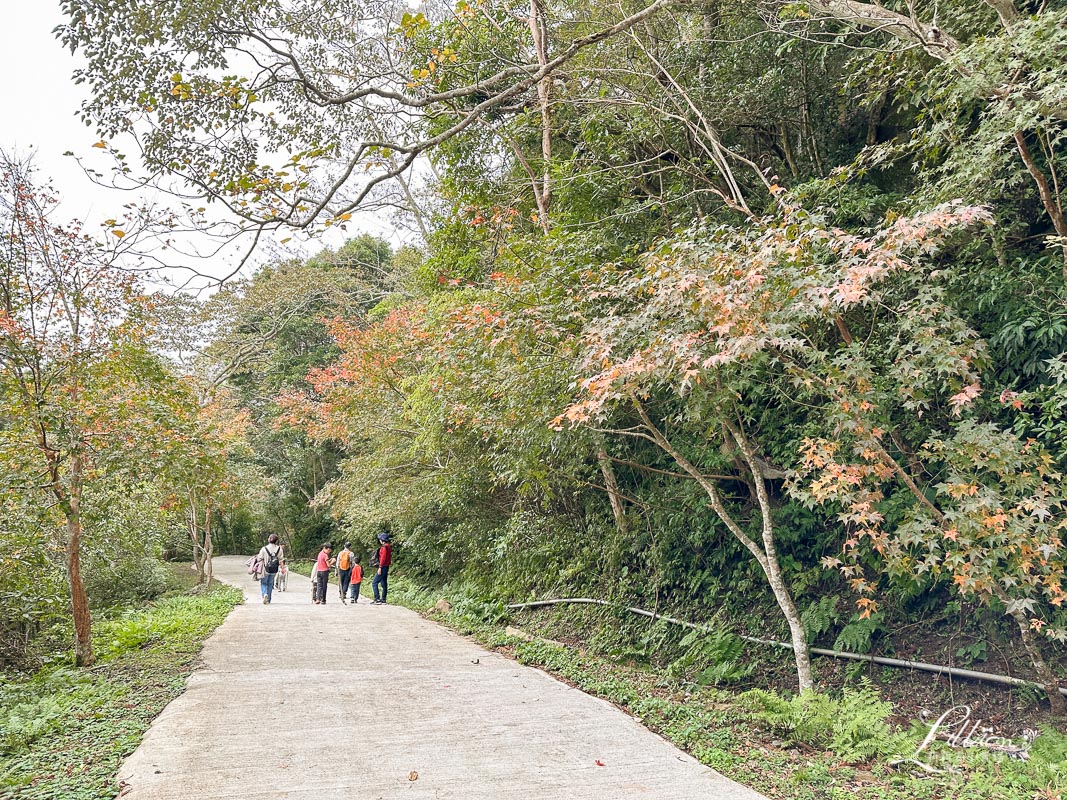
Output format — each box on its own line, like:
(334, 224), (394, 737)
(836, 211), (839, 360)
(0, 4), (402, 287)
(1, 5), (107, 219)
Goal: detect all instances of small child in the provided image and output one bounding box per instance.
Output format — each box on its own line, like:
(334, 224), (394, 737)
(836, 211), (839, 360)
(274, 560), (288, 592)
(309, 562), (319, 603)
(348, 559), (363, 603)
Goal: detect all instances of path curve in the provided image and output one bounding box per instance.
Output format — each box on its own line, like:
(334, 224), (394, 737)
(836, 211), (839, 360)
(117, 556), (767, 799)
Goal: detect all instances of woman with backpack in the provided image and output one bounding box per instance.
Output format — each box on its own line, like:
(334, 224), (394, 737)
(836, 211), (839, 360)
(336, 543), (355, 603)
(257, 534), (284, 605)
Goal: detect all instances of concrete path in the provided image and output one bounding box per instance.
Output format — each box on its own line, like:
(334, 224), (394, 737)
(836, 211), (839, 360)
(117, 556), (767, 799)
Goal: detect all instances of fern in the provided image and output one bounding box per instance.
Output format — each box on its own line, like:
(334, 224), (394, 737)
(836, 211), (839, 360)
(833, 613), (885, 654)
(741, 681), (905, 763)
(667, 628), (754, 686)
(830, 684), (903, 762)
(802, 596), (840, 641)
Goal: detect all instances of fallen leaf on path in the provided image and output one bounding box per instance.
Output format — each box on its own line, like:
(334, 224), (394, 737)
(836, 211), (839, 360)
(595, 760), (605, 767)
(408, 770), (419, 781)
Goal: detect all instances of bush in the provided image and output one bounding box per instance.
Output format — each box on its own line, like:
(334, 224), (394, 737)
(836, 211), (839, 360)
(742, 682), (906, 763)
(93, 590), (242, 661)
(84, 557), (171, 610)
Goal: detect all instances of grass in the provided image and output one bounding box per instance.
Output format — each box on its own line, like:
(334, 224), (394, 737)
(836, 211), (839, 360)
(387, 577), (1067, 800)
(0, 567), (242, 800)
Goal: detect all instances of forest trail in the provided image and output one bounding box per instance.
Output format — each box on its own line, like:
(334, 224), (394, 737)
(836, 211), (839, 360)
(116, 556), (767, 800)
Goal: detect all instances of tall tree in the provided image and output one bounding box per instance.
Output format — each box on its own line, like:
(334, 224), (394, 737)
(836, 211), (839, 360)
(0, 156), (175, 666)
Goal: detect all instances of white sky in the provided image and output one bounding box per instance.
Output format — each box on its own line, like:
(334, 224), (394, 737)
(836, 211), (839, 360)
(0, 3), (405, 288)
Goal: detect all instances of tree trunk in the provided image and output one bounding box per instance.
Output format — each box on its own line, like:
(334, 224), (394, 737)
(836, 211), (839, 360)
(727, 420), (815, 692)
(1007, 604), (1066, 715)
(761, 534), (814, 691)
(531, 0), (554, 220)
(1013, 131), (1067, 280)
(64, 496), (95, 668)
(52, 451), (94, 668)
(188, 492), (206, 584)
(203, 506), (214, 587)
(595, 438), (629, 538)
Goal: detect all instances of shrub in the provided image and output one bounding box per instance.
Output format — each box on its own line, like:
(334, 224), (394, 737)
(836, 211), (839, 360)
(742, 682), (905, 763)
(85, 557), (171, 609)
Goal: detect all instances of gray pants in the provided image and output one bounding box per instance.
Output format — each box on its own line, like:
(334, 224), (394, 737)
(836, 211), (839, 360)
(314, 571), (329, 603)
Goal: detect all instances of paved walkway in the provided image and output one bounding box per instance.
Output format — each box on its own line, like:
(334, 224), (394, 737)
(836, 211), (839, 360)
(117, 556), (767, 799)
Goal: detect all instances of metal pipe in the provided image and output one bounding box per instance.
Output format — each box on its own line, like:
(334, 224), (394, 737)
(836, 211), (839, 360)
(505, 597), (1067, 698)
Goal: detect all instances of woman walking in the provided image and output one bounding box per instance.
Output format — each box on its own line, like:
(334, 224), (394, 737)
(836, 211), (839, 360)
(257, 534), (284, 605)
(313, 542), (334, 604)
(336, 542), (355, 603)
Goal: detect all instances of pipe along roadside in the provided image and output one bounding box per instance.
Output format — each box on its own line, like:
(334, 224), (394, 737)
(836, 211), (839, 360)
(505, 598), (1067, 698)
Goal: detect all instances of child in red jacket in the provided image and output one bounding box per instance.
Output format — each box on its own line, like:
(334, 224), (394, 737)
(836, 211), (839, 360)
(348, 559), (364, 603)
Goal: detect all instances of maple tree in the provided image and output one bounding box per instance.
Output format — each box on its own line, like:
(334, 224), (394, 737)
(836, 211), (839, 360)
(552, 199), (1001, 693)
(0, 156), (187, 666)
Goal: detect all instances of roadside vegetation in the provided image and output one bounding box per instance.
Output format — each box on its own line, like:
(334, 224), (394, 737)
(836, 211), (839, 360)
(3, 0), (1067, 794)
(388, 578), (1067, 800)
(0, 567), (241, 800)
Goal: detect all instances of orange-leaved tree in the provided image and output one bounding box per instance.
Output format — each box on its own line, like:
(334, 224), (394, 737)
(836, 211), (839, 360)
(0, 156), (175, 667)
(556, 200), (994, 694)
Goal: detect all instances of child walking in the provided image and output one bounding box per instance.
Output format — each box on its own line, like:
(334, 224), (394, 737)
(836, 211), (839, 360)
(274, 559), (288, 591)
(348, 558), (363, 603)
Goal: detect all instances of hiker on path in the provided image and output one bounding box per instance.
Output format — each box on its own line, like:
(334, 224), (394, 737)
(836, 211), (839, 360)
(371, 532), (392, 605)
(314, 542), (334, 604)
(336, 543), (355, 603)
(348, 557), (363, 603)
(257, 534), (284, 605)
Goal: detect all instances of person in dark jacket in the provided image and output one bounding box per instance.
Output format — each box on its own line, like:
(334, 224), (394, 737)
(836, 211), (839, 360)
(371, 532), (392, 605)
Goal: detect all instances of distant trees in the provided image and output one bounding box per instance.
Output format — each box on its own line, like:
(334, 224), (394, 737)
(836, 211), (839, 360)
(197, 235), (400, 554)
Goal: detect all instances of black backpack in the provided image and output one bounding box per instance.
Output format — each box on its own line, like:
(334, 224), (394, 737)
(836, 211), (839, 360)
(264, 545), (280, 574)
(369, 549), (380, 568)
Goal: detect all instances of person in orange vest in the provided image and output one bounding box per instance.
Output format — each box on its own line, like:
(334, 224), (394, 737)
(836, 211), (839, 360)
(336, 542), (355, 603)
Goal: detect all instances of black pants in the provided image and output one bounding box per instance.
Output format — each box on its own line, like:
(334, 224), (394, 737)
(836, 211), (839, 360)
(315, 570), (329, 603)
(338, 567), (352, 598)
(372, 565), (389, 602)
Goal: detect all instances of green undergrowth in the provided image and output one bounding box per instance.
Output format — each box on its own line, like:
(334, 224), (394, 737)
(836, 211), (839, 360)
(0, 573), (242, 800)
(388, 577), (1066, 800)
